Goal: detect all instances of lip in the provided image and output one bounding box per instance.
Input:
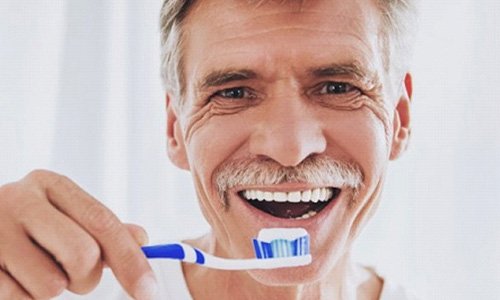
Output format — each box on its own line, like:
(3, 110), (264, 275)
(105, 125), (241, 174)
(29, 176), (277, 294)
(229, 184), (344, 229)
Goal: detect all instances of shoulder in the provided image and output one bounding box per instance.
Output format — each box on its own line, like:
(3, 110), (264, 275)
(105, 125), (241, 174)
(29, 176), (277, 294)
(379, 278), (419, 300)
(370, 267), (418, 300)
(360, 265), (418, 300)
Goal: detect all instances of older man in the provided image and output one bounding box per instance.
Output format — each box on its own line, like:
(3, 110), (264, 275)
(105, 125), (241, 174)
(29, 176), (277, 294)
(0, 0), (417, 299)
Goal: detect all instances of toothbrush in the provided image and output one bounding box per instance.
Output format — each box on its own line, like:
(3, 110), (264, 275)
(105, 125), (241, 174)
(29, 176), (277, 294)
(141, 227), (311, 270)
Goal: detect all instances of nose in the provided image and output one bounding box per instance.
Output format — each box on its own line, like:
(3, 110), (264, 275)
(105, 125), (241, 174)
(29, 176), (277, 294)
(249, 95), (327, 167)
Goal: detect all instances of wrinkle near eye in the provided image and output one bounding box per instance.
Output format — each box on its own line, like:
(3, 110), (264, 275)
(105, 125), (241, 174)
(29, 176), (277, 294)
(183, 101), (252, 144)
(316, 88), (392, 144)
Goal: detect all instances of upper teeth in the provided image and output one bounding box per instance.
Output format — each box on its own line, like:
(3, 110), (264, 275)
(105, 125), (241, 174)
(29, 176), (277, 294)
(242, 188), (334, 203)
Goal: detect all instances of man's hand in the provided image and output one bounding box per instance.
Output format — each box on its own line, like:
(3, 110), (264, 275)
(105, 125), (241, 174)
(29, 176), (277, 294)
(0, 170), (158, 299)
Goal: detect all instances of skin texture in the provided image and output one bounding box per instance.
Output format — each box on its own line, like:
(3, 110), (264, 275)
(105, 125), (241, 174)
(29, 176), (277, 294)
(0, 171), (158, 299)
(166, 0), (412, 299)
(0, 0), (411, 298)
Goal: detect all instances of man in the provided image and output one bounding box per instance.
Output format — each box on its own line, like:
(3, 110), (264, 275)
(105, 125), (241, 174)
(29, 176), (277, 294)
(0, 0), (417, 299)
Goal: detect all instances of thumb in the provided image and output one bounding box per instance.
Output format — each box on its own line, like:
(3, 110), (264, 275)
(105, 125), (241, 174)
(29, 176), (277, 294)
(124, 223), (149, 246)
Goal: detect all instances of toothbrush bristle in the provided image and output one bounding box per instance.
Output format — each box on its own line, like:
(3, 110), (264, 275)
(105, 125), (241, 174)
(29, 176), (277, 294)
(253, 228), (310, 259)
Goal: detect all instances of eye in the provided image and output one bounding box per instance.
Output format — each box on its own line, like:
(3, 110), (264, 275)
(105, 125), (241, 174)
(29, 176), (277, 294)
(214, 87), (252, 99)
(318, 82), (357, 95)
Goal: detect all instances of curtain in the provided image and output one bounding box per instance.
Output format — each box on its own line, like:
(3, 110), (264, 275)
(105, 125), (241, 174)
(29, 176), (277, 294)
(1, 0), (499, 299)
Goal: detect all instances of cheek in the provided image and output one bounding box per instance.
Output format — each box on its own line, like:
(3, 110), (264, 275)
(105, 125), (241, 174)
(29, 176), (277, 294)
(324, 108), (390, 183)
(185, 113), (252, 198)
(185, 114), (256, 256)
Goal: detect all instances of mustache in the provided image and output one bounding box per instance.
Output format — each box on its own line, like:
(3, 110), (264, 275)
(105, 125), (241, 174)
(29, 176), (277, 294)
(214, 155), (364, 204)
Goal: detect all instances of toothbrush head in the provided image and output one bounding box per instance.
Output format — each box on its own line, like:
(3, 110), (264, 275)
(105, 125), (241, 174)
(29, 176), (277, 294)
(252, 228), (311, 267)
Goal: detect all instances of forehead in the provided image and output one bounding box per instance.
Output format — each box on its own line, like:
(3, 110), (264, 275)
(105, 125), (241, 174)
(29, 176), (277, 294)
(182, 0), (384, 89)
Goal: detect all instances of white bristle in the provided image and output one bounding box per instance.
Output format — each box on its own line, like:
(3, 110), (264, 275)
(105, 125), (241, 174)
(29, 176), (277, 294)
(253, 227), (310, 260)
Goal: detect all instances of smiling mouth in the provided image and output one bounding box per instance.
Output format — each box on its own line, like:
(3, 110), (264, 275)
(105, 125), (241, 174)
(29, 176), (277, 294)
(238, 187), (341, 219)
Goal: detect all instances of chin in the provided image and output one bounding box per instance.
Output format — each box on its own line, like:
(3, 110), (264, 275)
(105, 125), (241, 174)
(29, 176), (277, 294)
(246, 251), (339, 286)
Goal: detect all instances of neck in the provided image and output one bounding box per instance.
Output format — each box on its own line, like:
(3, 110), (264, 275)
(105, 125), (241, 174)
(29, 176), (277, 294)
(183, 233), (382, 300)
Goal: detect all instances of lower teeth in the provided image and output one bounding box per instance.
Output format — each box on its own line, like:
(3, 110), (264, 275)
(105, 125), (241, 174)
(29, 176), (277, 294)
(294, 210), (317, 220)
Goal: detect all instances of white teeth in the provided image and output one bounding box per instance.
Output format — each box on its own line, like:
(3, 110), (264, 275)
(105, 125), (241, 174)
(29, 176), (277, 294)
(294, 210), (317, 220)
(319, 188), (327, 201)
(288, 191), (301, 203)
(274, 192), (287, 202)
(301, 190), (311, 202)
(264, 191), (273, 201)
(326, 188), (333, 200)
(242, 187), (337, 203)
(311, 188), (320, 203)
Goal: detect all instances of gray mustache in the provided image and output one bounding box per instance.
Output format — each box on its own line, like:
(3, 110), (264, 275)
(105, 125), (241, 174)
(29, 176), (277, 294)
(214, 155), (364, 202)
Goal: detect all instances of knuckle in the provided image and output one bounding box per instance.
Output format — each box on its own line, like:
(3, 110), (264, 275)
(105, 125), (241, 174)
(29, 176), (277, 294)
(67, 266), (103, 295)
(76, 241), (101, 272)
(34, 274), (67, 299)
(0, 183), (20, 204)
(45, 275), (68, 298)
(25, 169), (71, 191)
(25, 169), (56, 182)
(56, 239), (103, 296)
(0, 183), (33, 218)
(60, 239), (101, 277)
(83, 202), (121, 236)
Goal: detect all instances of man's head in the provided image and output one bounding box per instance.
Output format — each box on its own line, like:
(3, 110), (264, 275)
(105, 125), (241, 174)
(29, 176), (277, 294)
(160, 0), (418, 105)
(161, 0), (416, 286)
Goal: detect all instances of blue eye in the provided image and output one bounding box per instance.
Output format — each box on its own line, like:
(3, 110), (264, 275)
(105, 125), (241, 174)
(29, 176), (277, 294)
(319, 82), (355, 94)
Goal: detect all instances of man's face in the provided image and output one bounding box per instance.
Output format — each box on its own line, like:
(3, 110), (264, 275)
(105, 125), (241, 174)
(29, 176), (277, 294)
(167, 0), (411, 284)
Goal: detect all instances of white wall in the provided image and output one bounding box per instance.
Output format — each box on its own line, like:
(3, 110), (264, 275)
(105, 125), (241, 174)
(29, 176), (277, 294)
(1, 0), (499, 299)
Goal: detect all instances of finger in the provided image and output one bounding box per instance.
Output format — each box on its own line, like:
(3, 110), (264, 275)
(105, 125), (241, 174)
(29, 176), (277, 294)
(101, 224), (148, 269)
(124, 223), (149, 246)
(26, 171), (158, 300)
(77, 223), (149, 268)
(0, 269), (31, 300)
(33, 221), (148, 277)
(20, 200), (103, 295)
(0, 224), (68, 299)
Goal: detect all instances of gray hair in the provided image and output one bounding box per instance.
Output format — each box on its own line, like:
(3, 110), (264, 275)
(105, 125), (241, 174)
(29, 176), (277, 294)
(159, 0), (418, 105)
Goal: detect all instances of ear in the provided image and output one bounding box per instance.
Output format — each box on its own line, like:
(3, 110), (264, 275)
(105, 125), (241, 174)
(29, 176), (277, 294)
(166, 94), (190, 170)
(389, 73), (412, 160)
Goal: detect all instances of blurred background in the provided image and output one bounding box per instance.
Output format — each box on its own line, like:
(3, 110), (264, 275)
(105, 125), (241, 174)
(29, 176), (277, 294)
(1, 0), (499, 299)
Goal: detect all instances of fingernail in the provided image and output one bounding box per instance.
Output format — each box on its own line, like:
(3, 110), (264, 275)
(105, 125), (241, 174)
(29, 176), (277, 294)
(134, 273), (159, 300)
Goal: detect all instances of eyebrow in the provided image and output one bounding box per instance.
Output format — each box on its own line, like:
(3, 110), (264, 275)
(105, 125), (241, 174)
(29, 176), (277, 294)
(309, 62), (376, 83)
(198, 69), (258, 90)
(197, 62), (378, 91)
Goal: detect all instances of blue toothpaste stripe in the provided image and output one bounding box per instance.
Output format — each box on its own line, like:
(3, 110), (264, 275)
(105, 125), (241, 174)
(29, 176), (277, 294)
(253, 239), (263, 259)
(253, 235), (309, 259)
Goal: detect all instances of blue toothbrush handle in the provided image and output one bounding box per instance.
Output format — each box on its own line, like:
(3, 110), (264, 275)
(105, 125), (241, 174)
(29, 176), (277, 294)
(141, 243), (206, 264)
(142, 244), (184, 259)
(141, 241), (311, 270)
